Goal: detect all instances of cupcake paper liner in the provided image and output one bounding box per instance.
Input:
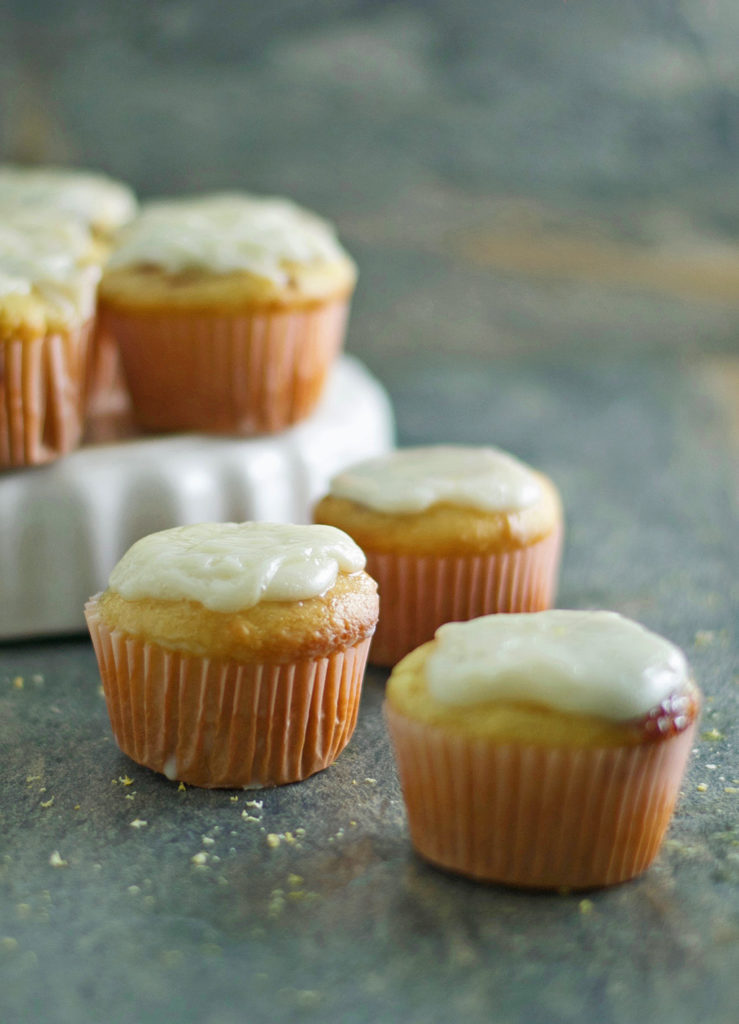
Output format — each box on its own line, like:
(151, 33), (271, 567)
(385, 702), (697, 889)
(102, 298), (349, 434)
(85, 599), (370, 788)
(0, 322), (92, 469)
(85, 324), (130, 417)
(367, 526), (562, 666)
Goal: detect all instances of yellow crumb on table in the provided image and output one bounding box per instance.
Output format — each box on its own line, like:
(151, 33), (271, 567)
(696, 783), (709, 792)
(12, 676), (23, 689)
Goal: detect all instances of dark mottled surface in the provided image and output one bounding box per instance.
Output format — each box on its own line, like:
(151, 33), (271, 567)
(1, 1), (738, 1021)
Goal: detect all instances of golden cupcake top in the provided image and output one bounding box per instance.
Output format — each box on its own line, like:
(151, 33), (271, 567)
(97, 522), (378, 664)
(387, 610), (699, 746)
(100, 193), (357, 308)
(0, 164), (137, 236)
(315, 445), (562, 554)
(0, 207), (101, 338)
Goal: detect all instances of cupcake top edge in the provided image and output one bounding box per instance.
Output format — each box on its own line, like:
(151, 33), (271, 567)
(107, 521), (367, 613)
(0, 209), (102, 329)
(105, 192), (355, 284)
(327, 445), (546, 514)
(425, 610), (693, 722)
(0, 164), (137, 234)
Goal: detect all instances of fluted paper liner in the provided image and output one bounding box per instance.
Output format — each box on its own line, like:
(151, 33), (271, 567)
(102, 298), (349, 434)
(0, 322), (92, 468)
(85, 599), (370, 788)
(368, 526), (562, 666)
(85, 324), (130, 417)
(385, 702), (697, 889)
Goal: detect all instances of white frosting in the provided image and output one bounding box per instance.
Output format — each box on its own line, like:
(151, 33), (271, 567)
(108, 521), (366, 613)
(106, 192), (353, 283)
(426, 611), (689, 720)
(0, 208), (100, 322)
(328, 445), (542, 513)
(0, 165), (136, 233)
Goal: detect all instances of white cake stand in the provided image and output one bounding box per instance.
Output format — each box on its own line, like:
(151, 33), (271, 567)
(0, 356), (394, 639)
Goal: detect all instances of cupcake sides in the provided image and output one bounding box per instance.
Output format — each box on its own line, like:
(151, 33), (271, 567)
(314, 446), (563, 666)
(85, 522), (378, 788)
(97, 193), (357, 435)
(0, 209), (101, 468)
(385, 611), (701, 890)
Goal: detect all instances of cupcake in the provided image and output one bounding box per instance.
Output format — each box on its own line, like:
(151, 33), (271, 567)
(385, 610), (701, 890)
(0, 164), (138, 421)
(314, 445), (563, 665)
(0, 208), (100, 468)
(97, 193), (357, 434)
(85, 521), (378, 788)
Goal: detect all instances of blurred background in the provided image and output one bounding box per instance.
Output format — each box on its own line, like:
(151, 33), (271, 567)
(2, 0), (738, 376)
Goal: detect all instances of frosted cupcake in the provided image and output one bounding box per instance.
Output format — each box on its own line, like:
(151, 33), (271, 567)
(314, 445), (563, 665)
(85, 522), (378, 788)
(0, 208), (100, 467)
(0, 164), (138, 420)
(385, 610), (701, 890)
(97, 193), (357, 434)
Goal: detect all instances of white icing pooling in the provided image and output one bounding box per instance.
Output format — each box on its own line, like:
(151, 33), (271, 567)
(0, 165), (136, 232)
(426, 611), (689, 720)
(328, 445), (542, 514)
(108, 521), (366, 613)
(107, 192), (354, 283)
(0, 209), (100, 321)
